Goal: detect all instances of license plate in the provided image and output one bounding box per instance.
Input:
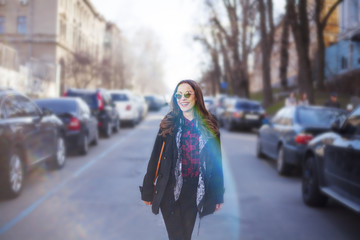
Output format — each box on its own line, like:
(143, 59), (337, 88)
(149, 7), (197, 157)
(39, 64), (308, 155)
(245, 114), (259, 120)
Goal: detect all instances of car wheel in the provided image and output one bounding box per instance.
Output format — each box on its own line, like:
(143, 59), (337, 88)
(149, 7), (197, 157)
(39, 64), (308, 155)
(48, 136), (66, 170)
(92, 129), (99, 146)
(256, 136), (265, 159)
(276, 146), (292, 176)
(104, 123), (112, 138)
(1, 150), (25, 198)
(302, 155), (328, 207)
(79, 134), (89, 155)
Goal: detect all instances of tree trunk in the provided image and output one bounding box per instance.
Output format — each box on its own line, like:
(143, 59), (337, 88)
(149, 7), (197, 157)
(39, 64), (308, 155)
(259, 0), (274, 107)
(217, 32), (233, 94)
(287, 0), (314, 103)
(315, 0), (344, 90)
(279, 10), (290, 90)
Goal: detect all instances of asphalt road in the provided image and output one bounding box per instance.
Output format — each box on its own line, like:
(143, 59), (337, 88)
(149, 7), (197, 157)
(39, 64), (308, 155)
(0, 107), (359, 240)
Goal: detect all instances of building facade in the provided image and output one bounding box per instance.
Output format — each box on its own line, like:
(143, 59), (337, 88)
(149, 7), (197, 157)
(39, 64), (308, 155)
(0, 0), (108, 96)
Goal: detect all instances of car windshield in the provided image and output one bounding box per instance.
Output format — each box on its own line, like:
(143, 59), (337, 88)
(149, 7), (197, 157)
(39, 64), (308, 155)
(297, 108), (345, 126)
(35, 100), (77, 115)
(236, 101), (261, 110)
(111, 93), (129, 101)
(66, 92), (97, 109)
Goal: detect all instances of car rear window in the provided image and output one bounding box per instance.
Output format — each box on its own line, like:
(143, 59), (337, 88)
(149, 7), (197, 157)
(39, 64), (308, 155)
(111, 93), (129, 101)
(297, 108), (345, 126)
(35, 100), (77, 115)
(66, 92), (97, 109)
(236, 101), (261, 110)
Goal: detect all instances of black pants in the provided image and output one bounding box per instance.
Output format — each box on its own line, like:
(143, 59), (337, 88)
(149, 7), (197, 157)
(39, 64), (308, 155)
(160, 177), (198, 240)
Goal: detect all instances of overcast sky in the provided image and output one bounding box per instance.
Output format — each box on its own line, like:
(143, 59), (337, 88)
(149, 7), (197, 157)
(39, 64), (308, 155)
(91, 0), (286, 92)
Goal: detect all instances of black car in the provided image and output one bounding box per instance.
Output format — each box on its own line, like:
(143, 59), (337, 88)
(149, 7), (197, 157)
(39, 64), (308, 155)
(35, 97), (99, 155)
(256, 105), (347, 175)
(0, 89), (66, 198)
(64, 88), (120, 138)
(144, 95), (164, 111)
(302, 105), (360, 213)
(221, 98), (266, 131)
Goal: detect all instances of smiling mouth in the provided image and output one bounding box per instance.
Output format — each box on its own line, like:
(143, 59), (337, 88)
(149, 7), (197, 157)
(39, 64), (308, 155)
(180, 102), (190, 107)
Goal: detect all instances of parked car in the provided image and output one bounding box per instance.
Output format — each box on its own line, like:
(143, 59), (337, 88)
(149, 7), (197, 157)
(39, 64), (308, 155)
(0, 89), (66, 198)
(221, 98), (266, 131)
(144, 95), (164, 111)
(109, 89), (141, 127)
(35, 97), (99, 155)
(64, 88), (120, 137)
(256, 105), (347, 175)
(301, 105), (360, 213)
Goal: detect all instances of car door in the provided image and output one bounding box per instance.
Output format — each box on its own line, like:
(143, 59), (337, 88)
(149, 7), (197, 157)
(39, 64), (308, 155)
(262, 108), (286, 158)
(3, 95), (48, 165)
(23, 95), (56, 160)
(323, 108), (360, 200)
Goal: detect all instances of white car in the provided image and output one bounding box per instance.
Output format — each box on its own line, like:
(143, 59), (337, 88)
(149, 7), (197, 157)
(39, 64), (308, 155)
(109, 90), (141, 127)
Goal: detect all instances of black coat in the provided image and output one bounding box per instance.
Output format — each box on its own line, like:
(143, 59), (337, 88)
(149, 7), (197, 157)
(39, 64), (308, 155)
(140, 114), (225, 218)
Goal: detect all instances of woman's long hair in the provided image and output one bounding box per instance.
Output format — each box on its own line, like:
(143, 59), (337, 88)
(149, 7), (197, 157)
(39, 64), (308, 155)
(160, 79), (219, 137)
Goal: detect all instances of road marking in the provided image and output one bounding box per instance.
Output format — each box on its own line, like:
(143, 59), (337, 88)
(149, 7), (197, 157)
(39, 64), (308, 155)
(0, 130), (137, 236)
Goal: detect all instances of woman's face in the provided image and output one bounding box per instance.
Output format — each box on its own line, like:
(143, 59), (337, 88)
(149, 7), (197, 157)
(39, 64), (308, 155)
(175, 83), (196, 113)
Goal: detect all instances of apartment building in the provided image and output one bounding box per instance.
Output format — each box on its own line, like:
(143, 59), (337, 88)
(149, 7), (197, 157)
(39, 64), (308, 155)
(0, 0), (107, 95)
(325, 0), (360, 81)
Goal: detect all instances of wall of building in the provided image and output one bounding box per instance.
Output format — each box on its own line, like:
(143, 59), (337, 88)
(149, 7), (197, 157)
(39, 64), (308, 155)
(325, 39), (360, 78)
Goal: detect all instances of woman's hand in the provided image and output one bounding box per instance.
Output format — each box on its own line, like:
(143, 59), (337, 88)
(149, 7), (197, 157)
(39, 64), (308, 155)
(144, 201), (152, 206)
(215, 203), (223, 212)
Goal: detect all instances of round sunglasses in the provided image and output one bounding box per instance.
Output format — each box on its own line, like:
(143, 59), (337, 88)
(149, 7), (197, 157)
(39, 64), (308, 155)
(174, 92), (193, 100)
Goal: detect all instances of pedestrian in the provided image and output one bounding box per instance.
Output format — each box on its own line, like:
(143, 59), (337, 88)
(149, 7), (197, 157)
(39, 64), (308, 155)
(285, 91), (297, 106)
(140, 79), (224, 240)
(298, 92), (309, 106)
(324, 92), (341, 108)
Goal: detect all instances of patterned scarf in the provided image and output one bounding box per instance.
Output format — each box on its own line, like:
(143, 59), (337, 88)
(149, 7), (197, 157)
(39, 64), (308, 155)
(174, 116), (209, 210)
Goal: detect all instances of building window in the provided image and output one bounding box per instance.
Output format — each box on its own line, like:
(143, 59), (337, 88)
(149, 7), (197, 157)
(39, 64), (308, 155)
(0, 17), (4, 34)
(17, 16), (27, 34)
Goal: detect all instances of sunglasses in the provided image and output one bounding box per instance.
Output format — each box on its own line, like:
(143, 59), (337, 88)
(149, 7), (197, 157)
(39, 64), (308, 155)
(174, 92), (193, 100)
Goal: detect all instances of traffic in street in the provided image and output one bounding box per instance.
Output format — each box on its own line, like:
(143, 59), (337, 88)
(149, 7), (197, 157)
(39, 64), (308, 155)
(0, 107), (359, 240)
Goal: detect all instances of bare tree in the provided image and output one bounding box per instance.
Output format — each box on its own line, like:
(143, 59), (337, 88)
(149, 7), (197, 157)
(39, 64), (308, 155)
(287, 0), (314, 103)
(64, 51), (101, 89)
(130, 29), (166, 94)
(314, 0), (343, 90)
(205, 0), (256, 97)
(194, 28), (222, 95)
(258, 0), (275, 107)
(279, 10), (290, 90)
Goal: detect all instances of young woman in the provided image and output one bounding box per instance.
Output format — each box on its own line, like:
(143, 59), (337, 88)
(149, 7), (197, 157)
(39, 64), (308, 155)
(140, 80), (224, 240)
